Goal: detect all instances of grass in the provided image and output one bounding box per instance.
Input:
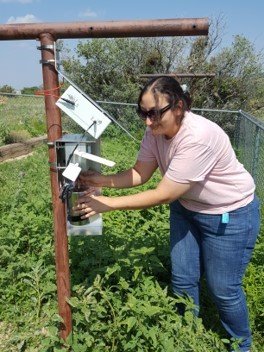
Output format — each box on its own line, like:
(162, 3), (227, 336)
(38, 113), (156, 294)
(0, 95), (46, 145)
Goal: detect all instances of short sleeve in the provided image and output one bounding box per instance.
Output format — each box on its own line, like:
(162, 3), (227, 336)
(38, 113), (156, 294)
(165, 142), (217, 183)
(137, 129), (157, 162)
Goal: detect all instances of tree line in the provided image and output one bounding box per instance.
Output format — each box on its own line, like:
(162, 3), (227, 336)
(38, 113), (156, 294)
(1, 17), (264, 116)
(60, 17), (264, 117)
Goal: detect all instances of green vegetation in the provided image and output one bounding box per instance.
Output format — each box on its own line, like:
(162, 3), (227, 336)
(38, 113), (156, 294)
(21, 86), (41, 95)
(0, 84), (15, 94)
(3, 129), (32, 144)
(0, 95), (46, 146)
(61, 18), (264, 117)
(0, 137), (263, 351)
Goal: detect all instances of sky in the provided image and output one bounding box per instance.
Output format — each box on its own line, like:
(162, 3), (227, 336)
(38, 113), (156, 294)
(0, 0), (263, 90)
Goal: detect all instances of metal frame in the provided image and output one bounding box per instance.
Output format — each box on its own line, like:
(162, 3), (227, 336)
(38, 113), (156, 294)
(0, 18), (209, 339)
(53, 42), (138, 141)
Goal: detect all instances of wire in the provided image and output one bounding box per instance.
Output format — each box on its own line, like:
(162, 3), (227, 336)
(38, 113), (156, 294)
(65, 121), (96, 166)
(35, 82), (64, 96)
(35, 82), (76, 106)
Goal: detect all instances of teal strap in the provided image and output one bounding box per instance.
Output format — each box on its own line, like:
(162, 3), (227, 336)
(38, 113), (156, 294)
(221, 213), (229, 224)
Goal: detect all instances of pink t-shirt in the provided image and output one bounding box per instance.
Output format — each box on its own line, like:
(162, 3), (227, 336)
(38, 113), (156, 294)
(137, 111), (255, 214)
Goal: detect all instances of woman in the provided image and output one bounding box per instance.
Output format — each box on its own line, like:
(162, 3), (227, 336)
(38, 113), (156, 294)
(75, 76), (260, 352)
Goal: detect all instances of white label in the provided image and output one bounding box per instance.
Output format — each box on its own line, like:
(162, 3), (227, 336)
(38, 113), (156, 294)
(62, 163), (81, 182)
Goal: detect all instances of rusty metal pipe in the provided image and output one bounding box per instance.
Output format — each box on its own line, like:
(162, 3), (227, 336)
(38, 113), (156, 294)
(0, 18), (208, 40)
(39, 33), (72, 339)
(140, 73), (216, 78)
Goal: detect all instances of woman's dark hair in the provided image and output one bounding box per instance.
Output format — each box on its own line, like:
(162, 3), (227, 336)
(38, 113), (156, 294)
(138, 76), (192, 111)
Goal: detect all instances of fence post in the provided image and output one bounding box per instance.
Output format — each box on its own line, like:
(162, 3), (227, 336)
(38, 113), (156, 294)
(234, 110), (242, 152)
(252, 125), (260, 181)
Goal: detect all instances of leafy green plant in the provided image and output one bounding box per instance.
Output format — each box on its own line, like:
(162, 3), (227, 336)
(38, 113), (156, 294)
(24, 115), (46, 137)
(0, 121), (10, 146)
(0, 139), (263, 351)
(3, 129), (31, 144)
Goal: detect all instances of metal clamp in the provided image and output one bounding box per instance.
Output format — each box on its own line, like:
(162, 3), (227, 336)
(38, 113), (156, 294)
(37, 44), (54, 50)
(39, 59), (56, 65)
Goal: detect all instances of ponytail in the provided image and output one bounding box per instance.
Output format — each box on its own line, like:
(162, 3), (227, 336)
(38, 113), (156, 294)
(183, 91), (192, 111)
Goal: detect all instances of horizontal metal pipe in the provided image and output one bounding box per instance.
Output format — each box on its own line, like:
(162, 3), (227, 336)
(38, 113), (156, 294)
(140, 73), (216, 78)
(0, 18), (209, 40)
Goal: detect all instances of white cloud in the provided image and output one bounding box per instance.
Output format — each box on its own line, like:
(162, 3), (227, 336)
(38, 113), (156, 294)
(0, 0), (34, 3)
(7, 14), (40, 24)
(78, 8), (97, 18)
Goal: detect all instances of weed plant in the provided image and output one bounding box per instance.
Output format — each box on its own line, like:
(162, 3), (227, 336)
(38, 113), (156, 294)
(0, 136), (263, 351)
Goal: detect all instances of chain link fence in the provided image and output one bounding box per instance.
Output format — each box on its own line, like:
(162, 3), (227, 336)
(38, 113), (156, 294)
(0, 93), (46, 142)
(1, 93), (264, 199)
(233, 110), (264, 200)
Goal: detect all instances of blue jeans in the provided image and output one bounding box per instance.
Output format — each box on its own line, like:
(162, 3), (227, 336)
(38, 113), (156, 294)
(169, 196), (260, 352)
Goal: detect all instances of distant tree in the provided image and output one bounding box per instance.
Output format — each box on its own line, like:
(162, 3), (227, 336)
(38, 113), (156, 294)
(206, 35), (264, 111)
(0, 85), (15, 93)
(21, 86), (40, 95)
(176, 15), (226, 107)
(175, 16), (264, 112)
(61, 16), (264, 115)
(62, 36), (188, 104)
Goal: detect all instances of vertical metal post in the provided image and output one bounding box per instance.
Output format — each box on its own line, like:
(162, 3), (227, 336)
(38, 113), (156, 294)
(252, 126), (260, 181)
(39, 33), (72, 339)
(234, 110), (242, 152)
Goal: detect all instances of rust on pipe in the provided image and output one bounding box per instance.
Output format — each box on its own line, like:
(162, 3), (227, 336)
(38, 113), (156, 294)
(39, 32), (72, 339)
(0, 18), (209, 41)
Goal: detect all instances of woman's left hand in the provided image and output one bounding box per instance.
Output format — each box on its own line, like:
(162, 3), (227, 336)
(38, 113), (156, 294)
(73, 192), (113, 219)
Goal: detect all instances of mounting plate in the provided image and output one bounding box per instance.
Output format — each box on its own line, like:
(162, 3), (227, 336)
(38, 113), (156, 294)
(56, 85), (111, 139)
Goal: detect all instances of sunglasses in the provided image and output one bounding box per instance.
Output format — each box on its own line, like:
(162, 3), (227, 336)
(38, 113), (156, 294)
(136, 103), (172, 121)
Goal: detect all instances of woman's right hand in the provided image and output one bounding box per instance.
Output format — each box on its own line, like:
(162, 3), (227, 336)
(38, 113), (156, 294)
(77, 170), (104, 188)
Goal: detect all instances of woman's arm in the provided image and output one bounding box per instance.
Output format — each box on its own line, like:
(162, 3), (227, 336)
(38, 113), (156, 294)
(78, 159), (158, 189)
(75, 175), (192, 219)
